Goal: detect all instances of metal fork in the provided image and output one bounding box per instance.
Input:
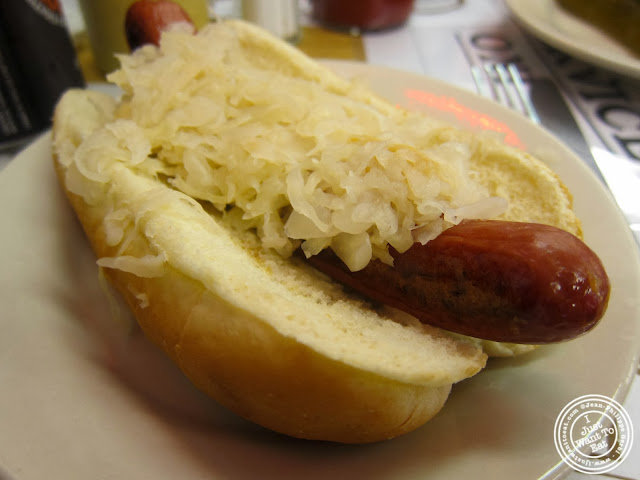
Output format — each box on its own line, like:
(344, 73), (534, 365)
(471, 63), (541, 125)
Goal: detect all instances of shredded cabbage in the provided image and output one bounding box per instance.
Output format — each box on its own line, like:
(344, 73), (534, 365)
(86, 23), (508, 271)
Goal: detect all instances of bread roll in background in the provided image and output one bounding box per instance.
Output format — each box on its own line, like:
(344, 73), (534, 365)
(556, 0), (640, 57)
(52, 20), (583, 443)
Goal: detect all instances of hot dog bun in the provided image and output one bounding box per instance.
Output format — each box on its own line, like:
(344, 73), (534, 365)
(52, 20), (582, 443)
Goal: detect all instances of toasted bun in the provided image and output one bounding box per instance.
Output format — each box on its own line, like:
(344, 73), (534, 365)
(52, 20), (581, 443)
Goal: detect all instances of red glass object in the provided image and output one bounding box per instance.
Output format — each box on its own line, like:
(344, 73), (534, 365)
(311, 0), (415, 31)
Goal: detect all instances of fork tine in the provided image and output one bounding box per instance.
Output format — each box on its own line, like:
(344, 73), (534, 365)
(471, 62), (540, 124)
(495, 63), (523, 111)
(506, 63), (540, 124)
(470, 64), (486, 96)
(471, 64), (503, 104)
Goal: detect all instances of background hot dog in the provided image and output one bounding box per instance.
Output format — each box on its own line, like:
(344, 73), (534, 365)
(125, 0), (195, 50)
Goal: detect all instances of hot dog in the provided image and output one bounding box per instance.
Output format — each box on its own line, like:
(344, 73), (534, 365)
(309, 219), (609, 344)
(51, 19), (609, 443)
(125, 0), (195, 50)
(119, 2), (610, 344)
(118, 1), (609, 345)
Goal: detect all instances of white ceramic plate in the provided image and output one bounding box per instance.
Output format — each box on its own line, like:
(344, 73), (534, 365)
(1, 62), (639, 480)
(505, 0), (640, 79)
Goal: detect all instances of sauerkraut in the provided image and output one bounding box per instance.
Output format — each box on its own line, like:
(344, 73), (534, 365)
(96, 22), (506, 271)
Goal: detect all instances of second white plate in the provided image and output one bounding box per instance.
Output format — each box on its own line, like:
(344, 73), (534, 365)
(505, 0), (640, 79)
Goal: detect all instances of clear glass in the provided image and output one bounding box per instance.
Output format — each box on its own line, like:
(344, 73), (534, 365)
(413, 0), (464, 14)
(241, 0), (300, 43)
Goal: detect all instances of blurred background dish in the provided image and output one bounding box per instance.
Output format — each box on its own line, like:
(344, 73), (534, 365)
(555, 0), (639, 58)
(505, 0), (640, 79)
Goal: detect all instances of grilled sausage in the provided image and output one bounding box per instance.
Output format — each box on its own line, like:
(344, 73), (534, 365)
(308, 220), (610, 344)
